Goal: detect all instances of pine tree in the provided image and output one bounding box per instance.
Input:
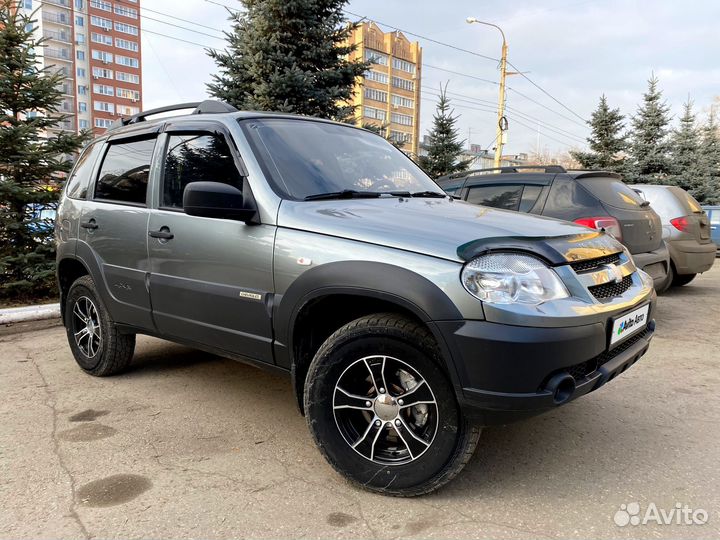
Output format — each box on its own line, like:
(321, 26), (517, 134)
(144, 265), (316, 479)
(207, 0), (369, 121)
(0, 2), (88, 301)
(570, 95), (626, 173)
(668, 100), (703, 195)
(698, 110), (720, 204)
(419, 84), (471, 178)
(626, 75), (672, 183)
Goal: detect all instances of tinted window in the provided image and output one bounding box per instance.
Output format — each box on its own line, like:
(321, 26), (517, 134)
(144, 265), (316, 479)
(65, 141), (102, 199)
(576, 176), (645, 209)
(544, 177), (600, 220)
(466, 184), (522, 211)
(519, 185), (543, 212)
(676, 188), (703, 213)
(242, 119), (441, 200)
(437, 178), (464, 194)
(95, 138), (156, 204)
(162, 133), (243, 209)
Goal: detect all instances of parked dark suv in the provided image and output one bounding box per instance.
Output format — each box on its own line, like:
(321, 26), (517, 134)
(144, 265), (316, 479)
(56, 102), (656, 496)
(438, 167), (670, 290)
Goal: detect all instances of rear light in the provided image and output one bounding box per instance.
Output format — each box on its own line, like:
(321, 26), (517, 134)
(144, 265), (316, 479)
(574, 216), (623, 242)
(670, 216), (689, 232)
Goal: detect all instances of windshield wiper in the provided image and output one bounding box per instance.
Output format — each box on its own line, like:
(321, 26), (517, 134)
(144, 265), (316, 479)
(303, 190), (413, 201)
(411, 191), (447, 198)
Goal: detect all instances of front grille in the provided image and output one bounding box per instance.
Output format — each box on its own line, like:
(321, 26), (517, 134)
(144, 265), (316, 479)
(589, 274), (633, 299)
(570, 253), (621, 273)
(562, 328), (650, 382)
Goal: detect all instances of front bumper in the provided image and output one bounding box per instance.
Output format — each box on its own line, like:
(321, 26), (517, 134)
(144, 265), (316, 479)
(434, 299), (656, 425)
(632, 244), (670, 289)
(668, 240), (716, 274)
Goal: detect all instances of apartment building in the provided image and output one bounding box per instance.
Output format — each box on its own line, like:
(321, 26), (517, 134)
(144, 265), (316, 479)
(19, 0), (142, 135)
(345, 22), (422, 156)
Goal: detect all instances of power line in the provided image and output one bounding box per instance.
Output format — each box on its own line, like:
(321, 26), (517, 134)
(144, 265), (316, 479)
(114, 0), (226, 34)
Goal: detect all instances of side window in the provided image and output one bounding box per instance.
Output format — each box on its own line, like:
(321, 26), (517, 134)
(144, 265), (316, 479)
(544, 177), (600, 220)
(65, 141), (102, 199)
(94, 138), (156, 205)
(519, 185), (543, 212)
(162, 133), (243, 209)
(466, 184), (523, 211)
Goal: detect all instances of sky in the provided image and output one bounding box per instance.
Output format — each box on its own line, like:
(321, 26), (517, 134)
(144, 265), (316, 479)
(141, 0), (720, 156)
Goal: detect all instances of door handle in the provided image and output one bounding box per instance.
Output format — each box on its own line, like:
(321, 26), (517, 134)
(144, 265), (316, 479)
(80, 219), (98, 230)
(148, 229), (174, 240)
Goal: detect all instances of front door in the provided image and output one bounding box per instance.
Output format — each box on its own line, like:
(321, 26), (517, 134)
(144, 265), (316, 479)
(147, 127), (275, 364)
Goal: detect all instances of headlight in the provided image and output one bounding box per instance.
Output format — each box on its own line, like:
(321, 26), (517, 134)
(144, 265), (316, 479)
(461, 253), (569, 304)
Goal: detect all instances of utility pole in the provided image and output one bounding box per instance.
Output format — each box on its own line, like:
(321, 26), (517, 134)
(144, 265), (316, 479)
(466, 17), (511, 168)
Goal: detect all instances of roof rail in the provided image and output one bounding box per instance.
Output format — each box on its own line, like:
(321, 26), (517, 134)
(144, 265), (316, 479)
(108, 100), (239, 131)
(444, 165), (567, 180)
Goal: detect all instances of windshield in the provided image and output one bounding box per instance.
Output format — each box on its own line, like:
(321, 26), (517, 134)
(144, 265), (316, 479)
(241, 118), (442, 200)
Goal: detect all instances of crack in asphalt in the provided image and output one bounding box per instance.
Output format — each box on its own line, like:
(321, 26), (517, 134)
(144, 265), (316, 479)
(21, 344), (91, 540)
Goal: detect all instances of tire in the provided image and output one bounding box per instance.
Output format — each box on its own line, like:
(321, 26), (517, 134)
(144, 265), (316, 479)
(672, 272), (697, 287)
(64, 275), (136, 376)
(303, 313), (481, 497)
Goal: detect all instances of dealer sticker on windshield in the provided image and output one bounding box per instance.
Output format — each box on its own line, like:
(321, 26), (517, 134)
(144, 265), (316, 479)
(611, 304), (650, 346)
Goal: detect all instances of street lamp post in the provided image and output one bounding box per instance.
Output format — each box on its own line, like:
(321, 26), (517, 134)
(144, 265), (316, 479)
(466, 17), (508, 168)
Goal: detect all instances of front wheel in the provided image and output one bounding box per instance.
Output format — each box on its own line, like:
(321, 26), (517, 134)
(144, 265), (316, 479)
(304, 314), (480, 496)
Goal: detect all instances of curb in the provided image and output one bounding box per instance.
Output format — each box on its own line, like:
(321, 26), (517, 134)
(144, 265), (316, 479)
(0, 303), (61, 325)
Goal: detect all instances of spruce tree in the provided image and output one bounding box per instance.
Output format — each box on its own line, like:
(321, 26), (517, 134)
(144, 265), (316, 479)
(419, 84), (471, 178)
(698, 110), (720, 204)
(626, 75), (672, 183)
(207, 0), (369, 121)
(668, 100), (703, 194)
(0, 2), (88, 301)
(570, 95), (626, 173)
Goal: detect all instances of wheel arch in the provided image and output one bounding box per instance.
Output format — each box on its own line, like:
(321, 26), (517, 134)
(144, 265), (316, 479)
(57, 257), (91, 324)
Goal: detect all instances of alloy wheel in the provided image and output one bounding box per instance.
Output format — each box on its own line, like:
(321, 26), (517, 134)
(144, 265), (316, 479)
(71, 296), (102, 358)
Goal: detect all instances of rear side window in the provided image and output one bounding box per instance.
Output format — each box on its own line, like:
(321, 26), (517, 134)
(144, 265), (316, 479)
(577, 176), (645, 209)
(65, 142), (102, 199)
(519, 185), (543, 212)
(675, 188), (703, 213)
(162, 133), (243, 209)
(94, 138), (156, 205)
(466, 184), (523, 211)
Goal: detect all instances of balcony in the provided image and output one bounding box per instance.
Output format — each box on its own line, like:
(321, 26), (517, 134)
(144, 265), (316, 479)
(44, 48), (72, 62)
(42, 12), (71, 26)
(43, 29), (71, 43)
(44, 0), (71, 7)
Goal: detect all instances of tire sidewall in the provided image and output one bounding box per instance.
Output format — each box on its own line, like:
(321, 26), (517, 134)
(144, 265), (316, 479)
(65, 277), (111, 373)
(305, 327), (462, 493)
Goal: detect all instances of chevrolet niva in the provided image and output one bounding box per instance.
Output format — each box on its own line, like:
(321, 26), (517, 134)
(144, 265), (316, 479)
(56, 101), (656, 496)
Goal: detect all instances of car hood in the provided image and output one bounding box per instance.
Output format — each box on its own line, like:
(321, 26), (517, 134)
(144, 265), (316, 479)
(278, 198), (624, 264)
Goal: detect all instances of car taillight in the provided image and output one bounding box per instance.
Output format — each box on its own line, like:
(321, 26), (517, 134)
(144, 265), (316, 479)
(574, 217), (623, 242)
(670, 216), (689, 232)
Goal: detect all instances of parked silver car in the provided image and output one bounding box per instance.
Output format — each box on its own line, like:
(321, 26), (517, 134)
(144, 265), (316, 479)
(633, 185), (716, 287)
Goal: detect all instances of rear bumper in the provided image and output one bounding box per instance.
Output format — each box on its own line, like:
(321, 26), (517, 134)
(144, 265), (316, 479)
(434, 299), (656, 425)
(632, 244), (670, 288)
(668, 240), (716, 274)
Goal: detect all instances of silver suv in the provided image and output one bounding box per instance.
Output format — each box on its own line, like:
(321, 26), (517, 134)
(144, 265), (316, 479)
(56, 101), (657, 496)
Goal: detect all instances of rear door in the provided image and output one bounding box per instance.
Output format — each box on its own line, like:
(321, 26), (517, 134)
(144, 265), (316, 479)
(575, 176), (663, 254)
(146, 122), (275, 364)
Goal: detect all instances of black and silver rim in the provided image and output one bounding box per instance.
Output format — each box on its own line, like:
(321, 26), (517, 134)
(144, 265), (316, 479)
(332, 355), (439, 465)
(71, 296), (102, 358)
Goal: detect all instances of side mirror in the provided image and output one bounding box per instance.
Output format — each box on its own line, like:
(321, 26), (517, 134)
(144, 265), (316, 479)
(183, 181), (257, 222)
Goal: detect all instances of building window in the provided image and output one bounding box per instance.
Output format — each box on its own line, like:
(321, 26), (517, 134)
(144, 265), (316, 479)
(391, 112), (413, 126)
(92, 67), (113, 79)
(75, 0), (84, 9)
(114, 22), (139, 36)
(76, 33), (85, 43)
(364, 49), (388, 66)
(116, 87), (140, 101)
(94, 101), (115, 113)
(90, 15), (111, 29)
(91, 50), (113, 63)
(392, 58), (415, 74)
(78, 102), (87, 113)
(94, 118), (113, 128)
(116, 71), (140, 84)
(363, 106), (386, 122)
(114, 38), (139, 52)
(78, 85), (87, 95)
(76, 50), (85, 61)
(391, 95), (414, 108)
(390, 130), (412, 144)
(117, 105), (140, 116)
(76, 67), (86, 78)
(22, 0), (32, 8)
(115, 55), (139, 68)
(364, 87), (387, 103)
(75, 15), (84, 26)
(391, 76), (415, 92)
(79, 119), (89, 129)
(93, 83), (114, 96)
(91, 32), (113, 45)
(365, 70), (388, 84)
(90, 0), (111, 11)
(114, 4), (138, 18)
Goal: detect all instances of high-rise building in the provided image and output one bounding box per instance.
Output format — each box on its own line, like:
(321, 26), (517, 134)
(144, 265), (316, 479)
(19, 0), (143, 135)
(345, 22), (422, 156)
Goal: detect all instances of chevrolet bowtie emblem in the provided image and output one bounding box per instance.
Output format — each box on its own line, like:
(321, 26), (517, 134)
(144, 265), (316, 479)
(603, 263), (624, 283)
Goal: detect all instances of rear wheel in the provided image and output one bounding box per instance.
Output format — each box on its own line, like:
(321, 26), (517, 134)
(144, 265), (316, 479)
(304, 313), (480, 496)
(64, 275), (135, 376)
(672, 272), (697, 287)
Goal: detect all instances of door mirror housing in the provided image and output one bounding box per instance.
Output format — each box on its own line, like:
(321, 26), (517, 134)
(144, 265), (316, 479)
(183, 181), (257, 222)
